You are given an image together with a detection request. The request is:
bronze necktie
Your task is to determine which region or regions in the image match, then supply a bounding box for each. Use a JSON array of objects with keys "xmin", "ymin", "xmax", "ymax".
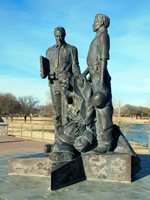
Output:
[{"xmin": 55, "ymin": 46, "xmax": 60, "ymax": 69}]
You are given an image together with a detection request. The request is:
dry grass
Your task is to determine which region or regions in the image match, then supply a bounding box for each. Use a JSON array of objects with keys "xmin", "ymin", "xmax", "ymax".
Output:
[
  {"xmin": 4, "ymin": 116, "xmax": 149, "ymax": 154},
  {"xmin": 5, "ymin": 116, "xmax": 55, "ymax": 142},
  {"xmin": 113, "ymin": 116, "xmax": 150, "ymax": 128},
  {"xmin": 6, "ymin": 116, "xmax": 54, "ymax": 124},
  {"xmin": 129, "ymin": 141, "xmax": 149, "ymax": 154}
]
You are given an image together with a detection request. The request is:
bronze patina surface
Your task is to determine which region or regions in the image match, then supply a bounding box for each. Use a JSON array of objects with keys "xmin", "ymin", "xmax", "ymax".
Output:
[{"xmin": 10, "ymin": 13, "xmax": 141, "ymax": 190}]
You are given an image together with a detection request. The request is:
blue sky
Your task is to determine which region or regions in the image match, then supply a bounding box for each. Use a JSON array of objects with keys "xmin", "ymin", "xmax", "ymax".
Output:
[{"xmin": 0, "ymin": 0, "xmax": 150, "ymax": 107}]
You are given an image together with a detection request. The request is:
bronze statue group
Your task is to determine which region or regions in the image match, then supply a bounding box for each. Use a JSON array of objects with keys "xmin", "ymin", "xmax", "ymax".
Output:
[{"xmin": 41, "ymin": 14, "xmax": 115, "ymax": 161}]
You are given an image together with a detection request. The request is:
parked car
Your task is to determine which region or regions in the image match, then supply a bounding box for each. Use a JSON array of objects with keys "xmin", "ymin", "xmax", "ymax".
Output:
[{"xmin": 32, "ymin": 114, "xmax": 38, "ymax": 117}]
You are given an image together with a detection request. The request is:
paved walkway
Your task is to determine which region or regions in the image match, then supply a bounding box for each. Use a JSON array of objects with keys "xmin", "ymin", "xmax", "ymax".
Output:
[
  {"xmin": 0, "ymin": 136, "xmax": 51, "ymax": 156},
  {"xmin": 0, "ymin": 135, "xmax": 150, "ymax": 200}
]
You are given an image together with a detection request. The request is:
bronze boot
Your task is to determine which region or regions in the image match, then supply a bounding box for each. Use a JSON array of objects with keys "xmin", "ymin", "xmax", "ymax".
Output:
[{"xmin": 92, "ymin": 142, "xmax": 112, "ymax": 154}]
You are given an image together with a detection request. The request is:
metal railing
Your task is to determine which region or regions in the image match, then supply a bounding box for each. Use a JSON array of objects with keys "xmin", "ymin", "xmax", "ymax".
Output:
[
  {"xmin": 6, "ymin": 122, "xmax": 150, "ymax": 154},
  {"xmin": 7, "ymin": 121, "xmax": 55, "ymax": 142}
]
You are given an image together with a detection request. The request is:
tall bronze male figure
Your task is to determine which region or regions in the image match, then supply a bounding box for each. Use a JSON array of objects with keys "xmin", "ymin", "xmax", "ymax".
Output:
[
  {"xmin": 81, "ymin": 14, "xmax": 113, "ymax": 154},
  {"xmin": 40, "ymin": 27, "xmax": 81, "ymax": 133}
]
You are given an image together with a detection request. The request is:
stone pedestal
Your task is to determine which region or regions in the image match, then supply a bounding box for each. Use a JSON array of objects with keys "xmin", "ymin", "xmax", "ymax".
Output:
[
  {"xmin": 82, "ymin": 152, "xmax": 131, "ymax": 182},
  {"xmin": 9, "ymin": 152, "xmax": 136, "ymax": 190},
  {"xmin": 8, "ymin": 125, "xmax": 142, "ymax": 190},
  {"xmin": 9, "ymin": 153, "xmax": 51, "ymax": 177}
]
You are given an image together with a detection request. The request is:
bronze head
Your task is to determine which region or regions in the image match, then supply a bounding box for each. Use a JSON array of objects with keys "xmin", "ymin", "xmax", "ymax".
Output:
[
  {"xmin": 54, "ymin": 27, "xmax": 66, "ymax": 46},
  {"xmin": 58, "ymin": 70, "xmax": 71, "ymax": 89},
  {"xmin": 93, "ymin": 14, "xmax": 110, "ymax": 32}
]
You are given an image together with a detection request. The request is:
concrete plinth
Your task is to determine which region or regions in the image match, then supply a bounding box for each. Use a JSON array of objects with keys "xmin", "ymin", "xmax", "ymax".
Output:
[
  {"xmin": 8, "ymin": 125, "xmax": 141, "ymax": 190},
  {"xmin": 9, "ymin": 152, "xmax": 132, "ymax": 183},
  {"xmin": 9, "ymin": 153, "xmax": 51, "ymax": 177},
  {"xmin": 82, "ymin": 152, "xmax": 131, "ymax": 182}
]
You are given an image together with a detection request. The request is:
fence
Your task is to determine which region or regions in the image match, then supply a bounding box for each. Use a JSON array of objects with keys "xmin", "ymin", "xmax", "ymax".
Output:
[
  {"xmin": 5, "ymin": 121, "xmax": 150, "ymax": 154},
  {"xmin": 7, "ymin": 121, "xmax": 55, "ymax": 142}
]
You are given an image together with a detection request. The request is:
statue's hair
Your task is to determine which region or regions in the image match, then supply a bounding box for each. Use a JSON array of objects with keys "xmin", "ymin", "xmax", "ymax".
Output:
[
  {"xmin": 54, "ymin": 27, "xmax": 66, "ymax": 37},
  {"xmin": 95, "ymin": 14, "xmax": 110, "ymax": 28}
]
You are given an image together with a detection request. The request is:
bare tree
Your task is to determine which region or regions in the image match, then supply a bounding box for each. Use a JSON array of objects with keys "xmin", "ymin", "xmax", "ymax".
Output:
[
  {"xmin": 40, "ymin": 105, "xmax": 53, "ymax": 117},
  {"xmin": 18, "ymin": 96, "xmax": 39, "ymax": 122},
  {"xmin": 138, "ymin": 106, "xmax": 150, "ymax": 118},
  {"xmin": 113, "ymin": 98, "xmax": 125, "ymax": 127},
  {"xmin": 121, "ymin": 104, "xmax": 148, "ymax": 119},
  {"xmin": 146, "ymin": 98, "xmax": 150, "ymax": 110},
  {"xmin": 0, "ymin": 93, "xmax": 21, "ymax": 120},
  {"xmin": 39, "ymin": 91, "xmax": 53, "ymax": 118},
  {"xmin": 113, "ymin": 98, "xmax": 123, "ymax": 117}
]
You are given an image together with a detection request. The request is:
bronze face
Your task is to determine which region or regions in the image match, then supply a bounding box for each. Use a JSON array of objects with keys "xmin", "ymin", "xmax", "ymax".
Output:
[
  {"xmin": 55, "ymin": 30, "xmax": 65, "ymax": 46},
  {"xmin": 58, "ymin": 76, "xmax": 70, "ymax": 89},
  {"xmin": 92, "ymin": 17, "xmax": 100, "ymax": 32}
]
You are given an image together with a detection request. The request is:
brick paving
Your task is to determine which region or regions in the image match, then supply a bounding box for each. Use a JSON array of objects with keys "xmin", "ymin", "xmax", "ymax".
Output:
[
  {"xmin": 0, "ymin": 135, "xmax": 150, "ymax": 199},
  {"xmin": 0, "ymin": 135, "xmax": 52, "ymax": 153}
]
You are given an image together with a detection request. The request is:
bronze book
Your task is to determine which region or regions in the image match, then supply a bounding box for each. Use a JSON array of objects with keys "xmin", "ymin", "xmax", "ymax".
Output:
[{"xmin": 40, "ymin": 56, "xmax": 50, "ymax": 79}]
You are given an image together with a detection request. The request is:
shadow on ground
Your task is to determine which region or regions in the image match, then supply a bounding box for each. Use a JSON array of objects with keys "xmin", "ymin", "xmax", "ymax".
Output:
[{"xmin": 132, "ymin": 154, "xmax": 150, "ymax": 181}]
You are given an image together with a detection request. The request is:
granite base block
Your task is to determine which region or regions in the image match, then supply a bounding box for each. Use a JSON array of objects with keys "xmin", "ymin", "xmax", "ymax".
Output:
[
  {"xmin": 9, "ymin": 153, "xmax": 51, "ymax": 176},
  {"xmin": 82, "ymin": 152, "xmax": 131, "ymax": 182},
  {"xmin": 9, "ymin": 152, "xmax": 132, "ymax": 182}
]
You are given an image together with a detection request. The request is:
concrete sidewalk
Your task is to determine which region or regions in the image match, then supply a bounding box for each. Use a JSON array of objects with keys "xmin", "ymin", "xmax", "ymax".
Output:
[{"xmin": 0, "ymin": 135, "xmax": 150, "ymax": 200}]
